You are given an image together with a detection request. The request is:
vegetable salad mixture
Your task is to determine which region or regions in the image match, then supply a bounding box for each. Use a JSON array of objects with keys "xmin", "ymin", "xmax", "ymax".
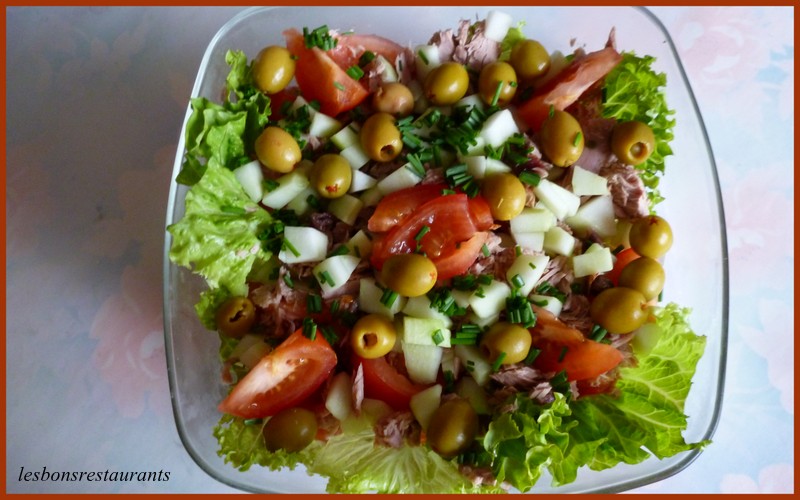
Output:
[{"xmin": 168, "ymin": 10, "xmax": 708, "ymax": 493}]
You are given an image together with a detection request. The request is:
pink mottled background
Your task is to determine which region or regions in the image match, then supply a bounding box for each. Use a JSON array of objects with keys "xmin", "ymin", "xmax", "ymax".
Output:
[{"xmin": 6, "ymin": 6, "xmax": 793, "ymax": 493}]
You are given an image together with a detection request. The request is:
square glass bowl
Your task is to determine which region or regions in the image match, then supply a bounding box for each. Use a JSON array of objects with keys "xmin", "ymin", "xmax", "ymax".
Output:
[{"xmin": 163, "ymin": 6, "xmax": 727, "ymax": 494}]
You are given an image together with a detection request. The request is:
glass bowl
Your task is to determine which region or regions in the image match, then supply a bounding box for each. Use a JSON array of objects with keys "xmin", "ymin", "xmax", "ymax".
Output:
[{"xmin": 163, "ymin": 6, "xmax": 727, "ymax": 494}]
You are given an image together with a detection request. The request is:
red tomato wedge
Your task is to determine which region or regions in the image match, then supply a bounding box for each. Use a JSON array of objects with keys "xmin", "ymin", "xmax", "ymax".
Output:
[
  {"xmin": 356, "ymin": 355, "xmax": 427, "ymax": 410},
  {"xmin": 284, "ymin": 29, "xmax": 369, "ymax": 116},
  {"xmin": 605, "ymin": 247, "xmax": 640, "ymax": 286},
  {"xmin": 218, "ymin": 329, "xmax": 337, "ymax": 419},
  {"xmin": 433, "ymin": 231, "xmax": 490, "ymax": 281},
  {"xmin": 516, "ymin": 46, "xmax": 623, "ymax": 131},
  {"xmin": 367, "ymin": 183, "xmax": 448, "ymax": 233},
  {"xmin": 370, "ymin": 193, "xmax": 493, "ymax": 267},
  {"xmin": 328, "ymin": 33, "xmax": 408, "ymax": 68},
  {"xmin": 534, "ymin": 339, "xmax": 624, "ymax": 382}
]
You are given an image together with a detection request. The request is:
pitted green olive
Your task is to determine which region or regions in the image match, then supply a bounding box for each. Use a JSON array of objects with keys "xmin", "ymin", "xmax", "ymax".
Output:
[
  {"xmin": 478, "ymin": 61, "xmax": 518, "ymax": 106},
  {"xmin": 426, "ymin": 399, "xmax": 478, "ymax": 458},
  {"xmin": 618, "ymin": 256, "xmax": 665, "ymax": 301},
  {"xmin": 481, "ymin": 173, "xmax": 527, "ymax": 221},
  {"xmin": 251, "ymin": 45, "xmax": 296, "ymax": 95},
  {"xmin": 255, "ymin": 126, "xmax": 302, "ymax": 173},
  {"xmin": 629, "ymin": 215, "xmax": 673, "ymax": 259},
  {"xmin": 510, "ymin": 39, "xmax": 551, "ymax": 81},
  {"xmin": 539, "ymin": 110, "xmax": 584, "ymax": 167},
  {"xmin": 424, "ymin": 62, "xmax": 469, "ymax": 106},
  {"xmin": 215, "ymin": 296, "xmax": 256, "ymax": 338},
  {"xmin": 372, "ymin": 82, "xmax": 415, "ymax": 117},
  {"xmin": 381, "ymin": 253, "xmax": 437, "ymax": 297},
  {"xmin": 263, "ymin": 407, "xmax": 317, "ymax": 452},
  {"xmin": 311, "ymin": 154, "xmax": 352, "ymax": 199},
  {"xmin": 611, "ymin": 121, "xmax": 656, "ymax": 166},
  {"xmin": 590, "ymin": 287, "xmax": 649, "ymax": 334},
  {"xmin": 480, "ymin": 322, "xmax": 532, "ymax": 365},
  {"xmin": 350, "ymin": 314, "xmax": 397, "ymax": 359},
  {"xmin": 360, "ymin": 112, "xmax": 403, "ymax": 162}
]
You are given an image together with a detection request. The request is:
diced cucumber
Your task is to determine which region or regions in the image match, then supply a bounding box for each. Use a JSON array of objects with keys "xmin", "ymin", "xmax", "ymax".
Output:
[
  {"xmin": 374, "ymin": 54, "xmax": 398, "ymax": 83},
  {"xmin": 238, "ymin": 341, "xmax": 272, "ymax": 371},
  {"xmin": 401, "ymin": 295, "xmax": 453, "ymax": 326},
  {"xmin": 466, "ymin": 311, "xmax": 499, "ymax": 329},
  {"xmin": 330, "ymin": 124, "xmax": 360, "ymax": 150},
  {"xmin": 348, "ymin": 169, "xmax": 378, "ymax": 193},
  {"xmin": 464, "ymin": 135, "xmax": 487, "ymax": 156},
  {"xmin": 359, "ymin": 278, "xmax": 406, "ymax": 318},
  {"xmin": 359, "ymin": 185, "xmax": 384, "ymax": 207},
  {"xmin": 572, "ymin": 244, "xmax": 613, "ymax": 278},
  {"xmin": 565, "ymin": 194, "xmax": 617, "ymax": 239},
  {"xmin": 328, "ymin": 194, "xmax": 364, "ymax": 225},
  {"xmin": 484, "ymin": 10, "xmax": 514, "ymax": 42},
  {"xmin": 451, "ymin": 289, "xmax": 473, "ymax": 310},
  {"xmin": 479, "ymin": 109, "xmax": 519, "ymax": 148},
  {"xmin": 285, "ymin": 186, "xmax": 317, "ymax": 216},
  {"xmin": 631, "ymin": 320, "xmax": 662, "ymax": 356},
  {"xmin": 345, "ymin": 229, "xmax": 373, "ymax": 259},
  {"xmin": 308, "ymin": 111, "xmax": 343, "ymax": 138},
  {"xmin": 247, "ymin": 254, "xmax": 280, "ymax": 285},
  {"xmin": 233, "ymin": 160, "xmax": 265, "ymax": 202},
  {"xmin": 409, "ymin": 384, "xmax": 442, "ymax": 430},
  {"xmin": 288, "ymin": 95, "xmax": 317, "ymax": 117},
  {"xmin": 529, "ymin": 294, "xmax": 564, "ymax": 317},
  {"xmin": 440, "ymin": 348, "xmax": 457, "ymax": 379},
  {"xmin": 313, "ymin": 254, "xmax": 361, "ymax": 294},
  {"xmin": 376, "ymin": 165, "xmax": 422, "ymax": 195},
  {"xmin": 510, "ymin": 206, "xmax": 557, "ymax": 233},
  {"xmin": 534, "ymin": 178, "xmax": 581, "ymax": 220},
  {"xmin": 455, "ymin": 376, "xmax": 490, "ymax": 415},
  {"xmin": 464, "ymin": 155, "xmax": 487, "ymax": 179},
  {"xmin": 454, "ymin": 345, "xmax": 492, "ymax": 386},
  {"xmin": 455, "ymin": 93, "xmax": 486, "ymax": 113},
  {"xmin": 512, "ymin": 231, "xmax": 545, "ymax": 252},
  {"xmin": 469, "ymin": 279, "xmax": 511, "ymax": 318},
  {"xmin": 325, "ymin": 372, "xmax": 353, "ymax": 421},
  {"xmin": 261, "ymin": 170, "xmax": 310, "ymax": 209},
  {"xmin": 340, "ymin": 143, "xmax": 371, "ymax": 169},
  {"xmin": 414, "ymin": 44, "xmax": 441, "ymax": 79},
  {"xmin": 402, "ymin": 342, "xmax": 443, "ymax": 385},
  {"xmin": 401, "ymin": 316, "xmax": 451, "ymax": 347},
  {"xmin": 278, "ymin": 226, "xmax": 328, "ymax": 264},
  {"xmin": 506, "ymin": 253, "xmax": 550, "ymax": 296},
  {"xmin": 543, "ymin": 225, "xmax": 576, "ymax": 257},
  {"xmin": 485, "ymin": 157, "xmax": 513, "ymax": 176},
  {"xmin": 571, "ymin": 165, "xmax": 609, "ymax": 196}
]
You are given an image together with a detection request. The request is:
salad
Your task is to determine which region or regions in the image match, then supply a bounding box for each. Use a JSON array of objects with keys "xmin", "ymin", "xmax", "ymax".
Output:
[{"xmin": 167, "ymin": 10, "xmax": 709, "ymax": 493}]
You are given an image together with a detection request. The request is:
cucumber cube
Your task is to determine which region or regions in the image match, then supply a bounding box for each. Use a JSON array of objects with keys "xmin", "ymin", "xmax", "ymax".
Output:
[
  {"xmin": 454, "ymin": 345, "xmax": 492, "ymax": 386},
  {"xmin": 233, "ymin": 160, "xmax": 264, "ymax": 202},
  {"xmin": 571, "ymin": 165, "xmax": 609, "ymax": 196},
  {"xmin": 401, "ymin": 316, "xmax": 451, "ymax": 347},
  {"xmin": 572, "ymin": 244, "xmax": 613, "ymax": 278},
  {"xmin": 506, "ymin": 254, "xmax": 550, "ymax": 296},
  {"xmin": 328, "ymin": 194, "xmax": 364, "ymax": 226},
  {"xmin": 543, "ymin": 226, "xmax": 576, "ymax": 257},
  {"xmin": 409, "ymin": 384, "xmax": 442, "ymax": 430},
  {"xmin": 534, "ymin": 178, "xmax": 580, "ymax": 220},
  {"xmin": 359, "ymin": 278, "xmax": 406, "ymax": 318},
  {"xmin": 469, "ymin": 279, "xmax": 511, "ymax": 318},
  {"xmin": 278, "ymin": 226, "xmax": 328, "ymax": 264},
  {"xmin": 402, "ymin": 342, "xmax": 443, "ymax": 384},
  {"xmin": 313, "ymin": 254, "xmax": 361, "ymax": 294}
]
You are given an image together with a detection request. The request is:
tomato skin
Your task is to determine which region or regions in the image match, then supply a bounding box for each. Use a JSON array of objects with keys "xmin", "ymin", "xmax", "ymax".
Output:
[
  {"xmin": 434, "ymin": 231, "xmax": 489, "ymax": 281},
  {"xmin": 534, "ymin": 339, "xmax": 623, "ymax": 382},
  {"xmin": 328, "ymin": 33, "xmax": 408, "ymax": 68},
  {"xmin": 516, "ymin": 46, "xmax": 623, "ymax": 131},
  {"xmin": 267, "ymin": 87, "xmax": 301, "ymax": 121},
  {"xmin": 284, "ymin": 29, "xmax": 369, "ymax": 116},
  {"xmin": 367, "ymin": 183, "xmax": 448, "ymax": 233},
  {"xmin": 218, "ymin": 329, "xmax": 337, "ymax": 419},
  {"xmin": 605, "ymin": 247, "xmax": 640, "ymax": 286},
  {"xmin": 356, "ymin": 355, "xmax": 427, "ymax": 410}
]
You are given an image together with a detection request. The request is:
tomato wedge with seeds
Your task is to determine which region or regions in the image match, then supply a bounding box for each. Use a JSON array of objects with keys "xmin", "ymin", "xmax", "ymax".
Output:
[
  {"xmin": 356, "ymin": 355, "xmax": 428, "ymax": 410},
  {"xmin": 533, "ymin": 339, "xmax": 623, "ymax": 382},
  {"xmin": 367, "ymin": 183, "xmax": 448, "ymax": 233},
  {"xmin": 433, "ymin": 231, "xmax": 489, "ymax": 281},
  {"xmin": 218, "ymin": 329, "xmax": 337, "ymax": 419},
  {"xmin": 516, "ymin": 46, "xmax": 623, "ymax": 132}
]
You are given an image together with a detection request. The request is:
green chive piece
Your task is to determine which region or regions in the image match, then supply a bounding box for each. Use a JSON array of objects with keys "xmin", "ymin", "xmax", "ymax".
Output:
[
  {"xmin": 481, "ymin": 243, "xmax": 490, "ymax": 257},
  {"xmin": 431, "ymin": 329, "xmax": 445, "ymax": 345},
  {"xmin": 558, "ymin": 345, "xmax": 569, "ymax": 362},
  {"xmin": 359, "ymin": 50, "xmax": 376, "ymax": 66},
  {"xmin": 415, "ymin": 225, "xmax": 431, "ymax": 242},
  {"xmin": 573, "ymin": 131, "xmax": 583, "ymax": 147},
  {"xmin": 519, "ymin": 171, "xmax": 541, "ymax": 187},
  {"xmin": 333, "ymin": 81, "xmax": 346, "ymax": 91},
  {"xmin": 491, "ymin": 352, "xmax": 507, "ymax": 372},
  {"xmin": 523, "ymin": 347, "xmax": 541, "ymax": 365},
  {"xmin": 490, "ymin": 81, "xmax": 504, "ymax": 107},
  {"xmin": 346, "ymin": 65, "xmax": 365, "ymax": 80},
  {"xmin": 511, "ymin": 274, "xmax": 525, "ymax": 289},
  {"xmin": 282, "ymin": 238, "xmax": 301, "ymax": 257},
  {"xmin": 303, "ymin": 317, "xmax": 318, "ymax": 340},
  {"xmin": 380, "ymin": 288, "xmax": 398, "ymax": 307}
]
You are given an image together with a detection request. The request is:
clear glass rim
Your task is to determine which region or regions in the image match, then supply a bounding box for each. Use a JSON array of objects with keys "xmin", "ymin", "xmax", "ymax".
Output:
[{"xmin": 161, "ymin": 5, "xmax": 730, "ymax": 494}]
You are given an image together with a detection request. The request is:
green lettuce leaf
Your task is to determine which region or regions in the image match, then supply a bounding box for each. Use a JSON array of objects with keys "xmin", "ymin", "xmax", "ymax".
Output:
[
  {"xmin": 498, "ymin": 22, "xmax": 526, "ymax": 61},
  {"xmin": 167, "ymin": 163, "xmax": 272, "ymax": 297},
  {"xmin": 194, "ymin": 286, "xmax": 232, "ymax": 330},
  {"xmin": 602, "ymin": 52, "xmax": 676, "ymax": 209}
]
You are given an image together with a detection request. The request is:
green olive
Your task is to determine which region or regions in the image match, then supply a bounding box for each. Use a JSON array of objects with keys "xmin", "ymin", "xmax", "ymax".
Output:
[
  {"xmin": 381, "ymin": 253, "xmax": 437, "ymax": 297},
  {"xmin": 539, "ymin": 110, "xmax": 584, "ymax": 167},
  {"xmin": 360, "ymin": 112, "xmax": 403, "ymax": 162},
  {"xmin": 426, "ymin": 399, "xmax": 478, "ymax": 458},
  {"xmin": 215, "ymin": 296, "xmax": 256, "ymax": 338},
  {"xmin": 481, "ymin": 173, "xmax": 526, "ymax": 221},
  {"xmin": 255, "ymin": 126, "xmax": 302, "ymax": 173},
  {"xmin": 424, "ymin": 62, "xmax": 469, "ymax": 106},
  {"xmin": 372, "ymin": 82, "xmax": 415, "ymax": 117},
  {"xmin": 480, "ymin": 322, "xmax": 532, "ymax": 365},
  {"xmin": 618, "ymin": 256, "xmax": 665, "ymax": 301},
  {"xmin": 611, "ymin": 121, "xmax": 656, "ymax": 166},
  {"xmin": 509, "ymin": 39, "xmax": 551, "ymax": 81},
  {"xmin": 263, "ymin": 407, "xmax": 318, "ymax": 452},
  {"xmin": 590, "ymin": 287, "xmax": 649, "ymax": 334},
  {"xmin": 478, "ymin": 61, "xmax": 518, "ymax": 106},
  {"xmin": 310, "ymin": 154, "xmax": 352, "ymax": 199},
  {"xmin": 629, "ymin": 215, "xmax": 673, "ymax": 259},
  {"xmin": 350, "ymin": 314, "xmax": 396, "ymax": 359},
  {"xmin": 251, "ymin": 45, "xmax": 296, "ymax": 95}
]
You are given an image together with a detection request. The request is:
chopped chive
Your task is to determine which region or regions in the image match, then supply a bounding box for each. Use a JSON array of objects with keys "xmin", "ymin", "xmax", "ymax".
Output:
[
  {"xmin": 491, "ymin": 352, "xmax": 507, "ymax": 372},
  {"xmin": 243, "ymin": 418, "xmax": 262, "ymax": 426},
  {"xmin": 523, "ymin": 347, "xmax": 541, "ymax": 365},
  {"xmin": 510, "ymin": 273, "xmax": 525, "ymax": 289},
  {"xmin": 490, "ymin": 81, "xmax": 504, "ymax": 107},
  {"xmin": 415, "ymin": 225, "xmax": 431, "ymax": 242},
  {"xmin": 528, "ymin": 262, "xmax": 537, "ymax": 270},
  {"xmin": 318, "ymin": 270, "xmax": 335, "ymax": 287},
  {"xmin": 573, "ymin": 131, "xmax": 583, "ymax": 147},
  {"xmin": 328, "ymin": 245, "xmax": 350, "ymax": 257},
  {"xmin": 306, "ymin": 293, "xmax": 322, "ymax": 313},
  {"xmin": 558, "ymin": 345, "xmax": 569, "ymax": 362},
  {"xmin": 359, "ymin": 50, "xmax": 376, "ymax": 66},
  {"xmin": 302, "ymin": 317, "xmax": 318, "ymax": 340},
  {"xmin": 264, "ymin": 179, "xmax": 280, "ymax": 192},
  {"xmin": 548, "ymin": 104, "xmax": 555, "ymax": 118},
  {"xmin": 417, "ymin": 49, "xmax": 429, "ymax": 65},
  {"xmin": 333, "ymin": 81, "xmax": 346, "ymax": 91},
  {"xmin": 519, "ymin": 171, "xmax": 541, "ymax": 187},
  {"xmin": 282, "ymin": 273, "xmax": 294, "ymax": 288},
  {"xmin": 515, "ymin": 245, "xmax": 523, "ymax": 257},
  {"xmin": 431, "ymin": 329, "xmax": 445, "ymax": 345},
  {"xmin": 481, "ymin": 243, "xmax": 491, "ymax": 257},
  {"xmin": 509, "ymin": 80, "xmax": 518, "ymax": 88},
  {"xmin": 346, "ymin": 65, "xmax": 365, "ymax": 80},
  {"xmin": 443, "ymin": 370, "xmax": 455, "ymax": 391},
  {"xmin": 477, "ymin": 274, "xmax": 493, "ymax": 286},
  {"xmin": 282, "ymin": 238, "xmax": 301, "ymax": 257},
  {"xmin": 320, "ymin": 324, "xmax": 338, "ymax": 345},
  {"xmin": 330, "ymin": 299, "xmax": 340, "ymax": 314},
  {"xmin": 269, "ymin": 266, "xmax": 280, "ymax": 281},
  {"xmin": 405, "ymin": 154, "xmax": 426, "ymax": 177},
  {"xmin": 380, "ymin": 288, "xmax": 399, "ymax": 307},
  {"xmin": 591, "ymin": 324, "xmax": 608, "ymax": 342},
  {"xmin": 441, "ymin": 188, "xmax": 456, "ymax": 195}
]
